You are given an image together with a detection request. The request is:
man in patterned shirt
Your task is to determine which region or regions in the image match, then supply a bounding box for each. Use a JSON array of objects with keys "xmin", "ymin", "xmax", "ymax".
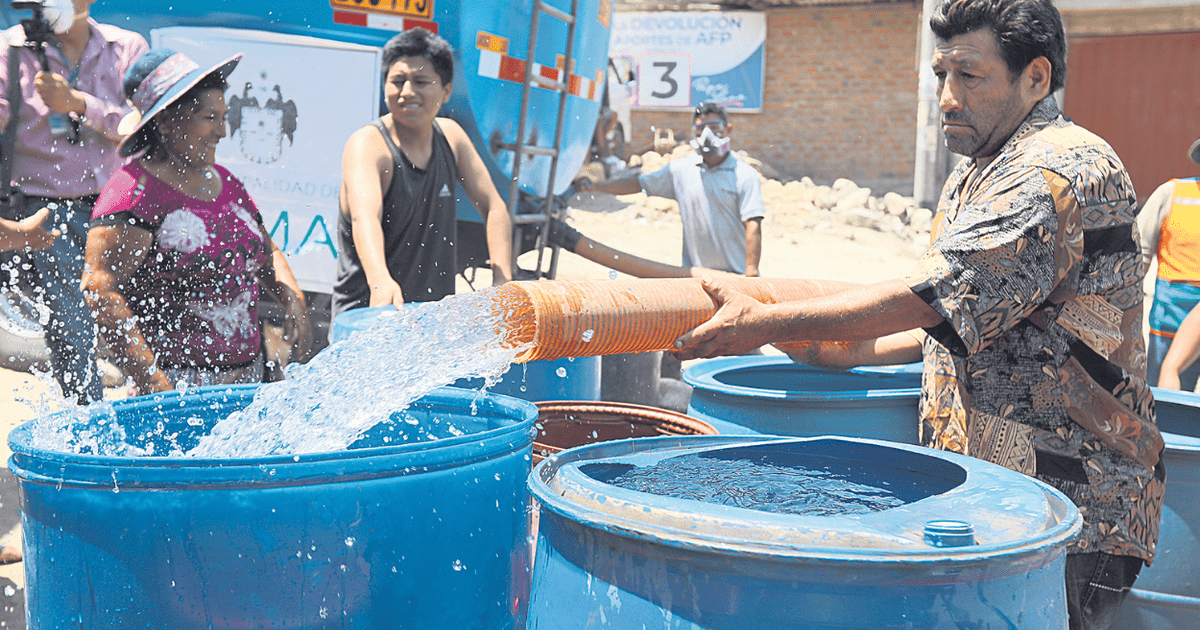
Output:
[{"xmin": 672, "ymin": 0, "xmax": 1164, "ymax": 627}]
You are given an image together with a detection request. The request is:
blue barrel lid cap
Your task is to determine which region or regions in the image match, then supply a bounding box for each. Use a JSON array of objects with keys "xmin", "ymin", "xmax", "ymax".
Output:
[
  {"xmin": 529, "ymin": 435, "xmax": 1081, "ymax": 565},
  {"xmin": 924, "ymin": 520, "xmax": 977, "ymax": 547}
]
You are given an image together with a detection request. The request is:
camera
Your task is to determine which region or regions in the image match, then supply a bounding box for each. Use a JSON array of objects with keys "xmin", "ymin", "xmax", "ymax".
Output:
[
  {"xmin": 10, "ymin": 0, "xmax": 78, "ymax": 143},
  {"xmin": 11, "ymin": 1, "xmax": 53, "ymax": 59}
]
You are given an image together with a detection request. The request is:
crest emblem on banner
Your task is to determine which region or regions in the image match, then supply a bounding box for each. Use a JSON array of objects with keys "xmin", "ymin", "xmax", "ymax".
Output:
[{"xmin": 228, "ymin": 72, "xmax": 298, "ymax": 164}]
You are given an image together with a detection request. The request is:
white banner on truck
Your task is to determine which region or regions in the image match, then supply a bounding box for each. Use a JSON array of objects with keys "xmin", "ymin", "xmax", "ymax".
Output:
[
  {"xmin": 152, "ymin": 27, "xmax": 383, "ymax": 294},
  {"xmin": 610, "ymin": 11, "xmax": 765, "ymax": 112}
]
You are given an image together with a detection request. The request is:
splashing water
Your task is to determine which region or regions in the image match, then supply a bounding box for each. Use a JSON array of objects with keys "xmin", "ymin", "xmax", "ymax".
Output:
[
  {"xmin": 189, "ymin": 290, "xmax": 530, "ymax": 457},
  {"xmin": 29, "ymin": 289, "xmax": 531, "ymax": 458}
]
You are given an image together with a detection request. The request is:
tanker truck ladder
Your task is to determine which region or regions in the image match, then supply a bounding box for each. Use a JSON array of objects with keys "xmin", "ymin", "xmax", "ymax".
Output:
[{"xmin": 499, "ymin": 0, "xmax": 581, "ymax": 281}]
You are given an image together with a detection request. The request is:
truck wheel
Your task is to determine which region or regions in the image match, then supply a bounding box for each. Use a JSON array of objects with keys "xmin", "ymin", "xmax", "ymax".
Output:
[{"xmin": 0, "ymin": 284, "xmax": 50, "ymax": 372}]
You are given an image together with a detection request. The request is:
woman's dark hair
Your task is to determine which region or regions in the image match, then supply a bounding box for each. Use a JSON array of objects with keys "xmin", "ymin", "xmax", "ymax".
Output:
[
  {"xmin": 126, "ymin": 72, "xmax": 230, "ymax": 158},
  {"xmin": 382, "ymin": 28, "xmax": 454, "ymax": 86},
  {"xmin": 930, "ymin": 0, "xmax": 1067, "ymax": 93}
]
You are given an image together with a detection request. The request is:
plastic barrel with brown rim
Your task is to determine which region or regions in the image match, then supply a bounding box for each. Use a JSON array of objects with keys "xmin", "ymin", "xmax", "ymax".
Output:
[
  {"xmin": 532, "ymin": 401, "xmax": 717, "ymax": 464},
  {"xmin": 493, "ymin": 277, "xmax": 846, "ymax": 363}
]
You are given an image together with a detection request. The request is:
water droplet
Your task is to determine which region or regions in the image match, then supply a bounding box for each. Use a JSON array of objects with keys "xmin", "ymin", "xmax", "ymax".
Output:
[
  {"xmin": 344, "ymin": 537, "xmax": 355, "ymax": 547},
  {"xmin": 452, "ymin": 559, "xmax": 466, "ymax": 571},
  {"xmin": 555, "ymin": 367, "xmax": 567, "ymax": 378},
  {"xmin": 582, "ymin": 329, "xmax": 595, "ymax": 342},
  {"xmin": 3, "ymin": 586, "xmax": 14, "ymax": 597},
  {"xmin": 608, "ymin": 270, "xmax": 618, "ymax": 280}
]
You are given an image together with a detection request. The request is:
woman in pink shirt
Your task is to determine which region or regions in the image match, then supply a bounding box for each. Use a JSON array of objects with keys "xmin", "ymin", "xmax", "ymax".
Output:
[{"xmin": 83, "ymin": 49, "xmax": 311, "ymax": 395}]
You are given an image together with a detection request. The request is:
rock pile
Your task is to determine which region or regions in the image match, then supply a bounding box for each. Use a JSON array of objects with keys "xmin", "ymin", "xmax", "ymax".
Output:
[{"xmin": 625, "ymin": 146, "xmax": 933, "ymax": 246}]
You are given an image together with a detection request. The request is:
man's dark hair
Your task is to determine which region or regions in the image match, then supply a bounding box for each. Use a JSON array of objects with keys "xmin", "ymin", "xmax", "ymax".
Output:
[
  {"xmin": 382, "ymin": 28, "xmax": 454, "ymax": 86},
  {"xmin": 930, "ymin": 0, "xmax": 1067, "ymax": 93},
  {"xmin": 693, "ymin": 102, "xmax": 728, "ymax": 123}
]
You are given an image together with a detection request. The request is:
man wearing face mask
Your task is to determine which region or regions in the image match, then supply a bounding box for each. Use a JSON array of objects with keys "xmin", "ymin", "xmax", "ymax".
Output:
[
  {"xmin": 577, "ymin": 102, "xmax": 764, "ymax": 276},
  {"xmin": 0, "ymin": 0, "xmax": 147, "ymax": 404}
]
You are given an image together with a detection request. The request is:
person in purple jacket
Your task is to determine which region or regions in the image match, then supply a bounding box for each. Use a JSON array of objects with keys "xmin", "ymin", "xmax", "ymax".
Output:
[{"xmin": 0, "ymin": 0, "xmax": 148, "ymax": 404}]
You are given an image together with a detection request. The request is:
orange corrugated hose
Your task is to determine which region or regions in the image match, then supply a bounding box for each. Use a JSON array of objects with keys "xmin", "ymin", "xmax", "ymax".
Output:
[{"xmin": 492, "ymin": 278, "xmax": 838, "ymax": 363}]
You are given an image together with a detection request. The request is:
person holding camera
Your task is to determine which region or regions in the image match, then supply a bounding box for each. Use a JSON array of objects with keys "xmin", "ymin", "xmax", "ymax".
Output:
[{"xmin": 0, "ymin": 0, "xmax": 147, "ymax": 404}]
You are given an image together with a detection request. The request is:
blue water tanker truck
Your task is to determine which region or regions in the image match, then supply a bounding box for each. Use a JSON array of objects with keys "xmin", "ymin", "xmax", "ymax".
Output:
[{"xmin": 0, "ymin": 0, "xmax": 615, "ymax": 359}]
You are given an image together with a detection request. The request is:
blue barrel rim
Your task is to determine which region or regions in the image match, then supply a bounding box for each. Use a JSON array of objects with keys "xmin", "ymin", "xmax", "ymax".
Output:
[
  {"xmin": 9, "ymin": 384, "xmax": 538, "ymax": 490},
  {"xmin": 330, "ymin": 305, "xmax": 408, "ymax": 343},
  {"xmin": 683, "ymin": 355, "xmax": 922, "ymax": 401},
  {"xmin": 529, "ymin": 434, "xmax": 1082, "ymax": 567}
]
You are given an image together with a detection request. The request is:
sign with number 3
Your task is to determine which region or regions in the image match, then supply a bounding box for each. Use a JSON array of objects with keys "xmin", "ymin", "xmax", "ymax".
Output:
[{"xmin": 636, "ymin": 54, "xmax": 691, "ymax": 108}]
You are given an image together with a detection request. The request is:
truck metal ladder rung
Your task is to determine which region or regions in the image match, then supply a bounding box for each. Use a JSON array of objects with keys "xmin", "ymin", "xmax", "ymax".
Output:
[
  {"xmin": 502, "ymin": 0, "xmax": 581, "ymax": 281},
  {"xmin": 496, "ymin": 143, "xmax": 558, "ymax": 158}
]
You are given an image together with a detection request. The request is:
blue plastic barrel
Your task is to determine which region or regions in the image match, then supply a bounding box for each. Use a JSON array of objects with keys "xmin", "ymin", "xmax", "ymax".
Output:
[
  {"xmin": 683, "ymin": 355, "xmax": 922, "ymax": 441},
  {"xmin": 1112, "ymin": 386, "xmax": 1200, "ymax": 629},
  {"xmin": 8, "ymin": 385, "xmax": 538, "ymax": 629},
  {"xmin": 526, "ymin": 435, "xmax": 1082, "ymax": 629},
  {"xmin": 331, "ymin": 305, "xmax": 601, "ymax": 402}
]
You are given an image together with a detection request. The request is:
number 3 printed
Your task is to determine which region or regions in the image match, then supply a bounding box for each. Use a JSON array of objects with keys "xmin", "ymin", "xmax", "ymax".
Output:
[
  {"xmin": 636, "ymin": 54, "xmax": 690, "ymax": 107},
  {"xmin": 650, "ymin": 61, "xmax": 677, "ymax": 99}
]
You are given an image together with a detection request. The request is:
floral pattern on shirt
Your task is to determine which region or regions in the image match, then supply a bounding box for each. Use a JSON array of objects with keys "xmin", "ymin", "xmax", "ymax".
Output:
[
  {"xmin": 904, "ymin": 97, "xmax": 1165, "ymax": 564},
  {"xmin": 158, "ymin": 209, "xmax": 210, "ymax": 254}
]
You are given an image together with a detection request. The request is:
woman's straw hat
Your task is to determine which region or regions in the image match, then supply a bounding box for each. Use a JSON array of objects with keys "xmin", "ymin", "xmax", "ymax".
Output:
[{"xmin": 117, "ymin": 48, "xmax": 241, "ymax": 156}]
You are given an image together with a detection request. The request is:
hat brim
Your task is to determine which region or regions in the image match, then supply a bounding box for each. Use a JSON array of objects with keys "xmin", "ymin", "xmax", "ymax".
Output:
[
  {"xmin": 1190, "ymin": 138, "xmax": 1200, "ymax": 167},
  {"xmin": 119, "ymin": 54, "xmax": 242, "ymax": 157}
]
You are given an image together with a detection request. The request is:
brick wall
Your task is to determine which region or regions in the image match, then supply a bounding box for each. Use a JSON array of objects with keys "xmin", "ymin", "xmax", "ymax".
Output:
[{"xmin": 625, "ymin": 3, "xmax": 922, "ymax": 191}]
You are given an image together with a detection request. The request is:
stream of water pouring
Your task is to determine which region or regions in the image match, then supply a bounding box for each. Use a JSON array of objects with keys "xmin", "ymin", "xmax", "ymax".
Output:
[{"xmin": 29, "ymin": 289, "xmax": 531, "ymax": 458}]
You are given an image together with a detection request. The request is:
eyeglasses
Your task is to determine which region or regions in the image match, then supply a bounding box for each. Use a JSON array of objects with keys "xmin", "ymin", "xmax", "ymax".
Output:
[{"xmin": 693, "ymin": 119, "xmax": 727, "ymax": 135}]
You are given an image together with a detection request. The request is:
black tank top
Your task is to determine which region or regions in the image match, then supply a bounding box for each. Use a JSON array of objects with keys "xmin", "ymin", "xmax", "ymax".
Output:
[{"xmin": 332, "ymin": 119, "xmax": 458, "ymax": 317}]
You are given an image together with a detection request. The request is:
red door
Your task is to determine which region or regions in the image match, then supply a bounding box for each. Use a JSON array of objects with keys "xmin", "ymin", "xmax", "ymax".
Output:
[{"xmin": 1063, "ymin": 31, "xmax": 1200, "ymax": 201}]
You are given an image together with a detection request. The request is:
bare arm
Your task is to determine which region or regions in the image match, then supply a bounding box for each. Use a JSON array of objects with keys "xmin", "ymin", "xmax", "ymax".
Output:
[
  {"xmin": 1158, "ymin": 306, "xmax": 1200, "ymax": 390},
  {"xmin": 255, "ymin": 232, "xmax": 313, "ymax": 363},
  {"xmin": 340, "ymin": 125, "xmax": 405, "ymax": 308},
  {"xmin": 778, "ymin": 331, "xmax": 924, "ymax": 371},
  {"xmin": 673, "ymin": 277, "xmax": 944, "ymax": 360},
  {"xmin": 578, "ymin": 176, "xmax": 644, "ymax": 196},
  {"xmin": 744, "ymin": 218, "xmax": 762, "ymax": 277},
  {"xmin": 0, "ymin": 208, "xmax": 59, "ymax": 251},
  {"xmin": 573, "ymin": 234, "xmax": 734, "ymax": 279},
  {"xmin": 82, "ymin": 224, "xmax": 173, "ymax": 394},
  {"xmin": 440, "ymin": 118, "xmax": 512, "ymax": 283},
  {"xmin": 1137, "ymin": 181, "xmax": 1174, "ymax": 271}
]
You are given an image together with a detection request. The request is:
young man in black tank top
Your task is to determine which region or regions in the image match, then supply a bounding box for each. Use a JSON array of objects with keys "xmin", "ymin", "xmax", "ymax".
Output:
[{"xmin": 333, "ymin": 28, "xmax": 512, "ymax": 315}]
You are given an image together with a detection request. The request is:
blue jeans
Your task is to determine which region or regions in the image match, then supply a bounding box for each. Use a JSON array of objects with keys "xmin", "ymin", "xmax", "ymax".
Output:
[
  {"xmin": 1065, "ymin": 552, "xmax": 1143, "ymax": 630},
  {"xmin": 23, "ymin": 195, "xmax": 102, "ymax": 404}
]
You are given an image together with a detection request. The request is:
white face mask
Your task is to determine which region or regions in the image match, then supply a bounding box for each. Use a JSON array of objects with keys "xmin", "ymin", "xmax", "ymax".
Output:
[
  {"xmin": 43, "ymin": 0, "xmax": 81, "ymax": 35},
  {"xmin": 690, "ymin": 125, "xmax": 731, "ymax": 158}
]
